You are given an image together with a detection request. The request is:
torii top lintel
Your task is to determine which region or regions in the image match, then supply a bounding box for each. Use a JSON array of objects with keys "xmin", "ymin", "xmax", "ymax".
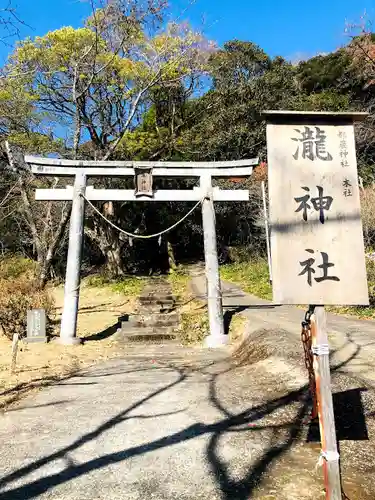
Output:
[{"xmin": 26, "ymin": 156, "xmax": 259, "ymax": 178}]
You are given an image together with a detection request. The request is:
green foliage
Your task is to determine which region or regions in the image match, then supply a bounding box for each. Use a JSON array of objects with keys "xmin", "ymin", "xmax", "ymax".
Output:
[
  {"xmin": 3, "ymin": 18, "xmax": 375, "ymax": 290},
  {"xmin": 220, "ymin": 260, "xmax": 272, "ymax": 300},
  {"xmin": 6, "ymin": 11, "xmax": 211, "ymax": 158},
  {"xmin": 297, "ymin": 51, "xmax": 354, "ymax": 93},
  {"xmin": 117, "ymin": 129, "xmax": 164, "ymax": 160},
  {"xmin": 7, "ymin": 132, "xmax": 64, "ymax": 155}
]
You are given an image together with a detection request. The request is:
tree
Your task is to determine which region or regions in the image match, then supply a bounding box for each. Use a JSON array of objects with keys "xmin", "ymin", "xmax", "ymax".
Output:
[
  {"xmin": 178, "ymin": 42, "xmax": 296, "ymax": 162},
  {"xmin": 0, "ymin": 61, "xmax": 69, "ymax": 287},
  {"xmin": 3, "ymin": 141, "xmax": 71, "ymax": 287},
  {"xmin": 5, "ymin": 0, "xmax": 212, "ymax": 276}
]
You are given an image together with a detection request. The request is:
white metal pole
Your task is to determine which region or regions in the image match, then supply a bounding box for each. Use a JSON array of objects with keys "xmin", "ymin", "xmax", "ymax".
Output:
[
  {"xmin": 200, "ymin": 173, "xmax": 226, "ymax": 347},
  {"xmin": 261, "ymin": 181, "xmax": 272, "ymax": 284},
  {"xmin": 59, "ymin": 172, "xmax": 87, "ymax": 345}
]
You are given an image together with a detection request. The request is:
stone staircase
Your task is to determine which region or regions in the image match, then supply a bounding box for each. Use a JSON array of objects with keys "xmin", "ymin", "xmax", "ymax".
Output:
[{"xmin": 116, "ymin": 278, "xmax": 180, "ymax": 343}]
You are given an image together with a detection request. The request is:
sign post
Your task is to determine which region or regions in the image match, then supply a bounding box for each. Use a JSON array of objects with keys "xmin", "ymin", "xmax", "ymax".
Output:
[{"xmin": 264, "ymin": 110, "xmax": 369, "ymax": 500}]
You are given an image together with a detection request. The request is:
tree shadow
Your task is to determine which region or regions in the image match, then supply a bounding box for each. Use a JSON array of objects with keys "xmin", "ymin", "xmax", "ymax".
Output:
[
  {"xmin": 0, "ymin": 357, "xmax": 311, "ymax": 500},
  {"xmin": 3, "ymin": 401, "xmax": 71, "ymax": 413},
  {"xmin": 83, "ymin": 315, "xmax": 129, "ymax": 342},
  {"xmin": 223, "ymin": 307, "xmax": 248, "ymax": 335},
  {"xmin": 0, "ymin": 339, "xmax": 370, "ymax": 500},
  {"xmin": 307, "ymin": 387, "xmax": 369, "ymax": 442}
]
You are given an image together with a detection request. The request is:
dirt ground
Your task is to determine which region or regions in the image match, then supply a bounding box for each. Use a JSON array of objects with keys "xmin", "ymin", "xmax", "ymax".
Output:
[{"xmin": 0, "ymin": 281, "xmax": 136, "ymax": 409}]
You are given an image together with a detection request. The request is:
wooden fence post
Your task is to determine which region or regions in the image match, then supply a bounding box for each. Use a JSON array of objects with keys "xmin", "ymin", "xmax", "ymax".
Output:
[
  {"xmin": 311, "ymin": 306, "xmax": 342, "ymax": 500},
  {"xmin": 10, "ymin": 333, "xmax": 19, "ymax": 374}
]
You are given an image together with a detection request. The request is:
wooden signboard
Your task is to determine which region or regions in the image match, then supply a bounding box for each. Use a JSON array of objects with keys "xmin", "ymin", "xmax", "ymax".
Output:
[{"xmin": 266, "ymin": 111, "xmax": 369, "ymax": 305}]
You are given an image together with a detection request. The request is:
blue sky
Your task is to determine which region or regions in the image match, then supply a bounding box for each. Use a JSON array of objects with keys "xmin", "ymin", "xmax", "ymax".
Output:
[{"xmin": 0, "ymin": 0, "xmax": 373, "ymax": 64}]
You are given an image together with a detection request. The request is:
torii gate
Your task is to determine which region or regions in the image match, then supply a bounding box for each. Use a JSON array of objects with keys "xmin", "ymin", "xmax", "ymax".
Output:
[{"xmin": 26, "ymin": 156, "xmax": 258, "ymax": 347}]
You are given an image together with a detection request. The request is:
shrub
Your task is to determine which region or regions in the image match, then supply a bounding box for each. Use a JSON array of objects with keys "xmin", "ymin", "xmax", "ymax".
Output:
[
  {"xmin": 0, "ymin": 255, "xmax": 37, "ymax": 280},
  {"xmin": 0, "ymin": 275, "xmax": 54, "ymax": 340}
]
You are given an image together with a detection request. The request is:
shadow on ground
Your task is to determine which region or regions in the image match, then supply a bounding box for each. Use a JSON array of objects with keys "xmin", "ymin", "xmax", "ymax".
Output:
[{"xmin": 0, "ymin": 331, "xmax": 372, "ymax": 499}]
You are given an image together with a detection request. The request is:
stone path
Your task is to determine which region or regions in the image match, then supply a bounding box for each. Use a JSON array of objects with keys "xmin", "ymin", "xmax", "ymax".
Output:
[{"xmin": 118, "ymin": 277, "xmax": 179, "ymax": 343}]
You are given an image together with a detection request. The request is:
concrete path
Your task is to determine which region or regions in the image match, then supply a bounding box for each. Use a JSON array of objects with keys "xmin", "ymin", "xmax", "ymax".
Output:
[
  {"xmin": 0, "ymin": 345, "xmax": 330, "ymax": 500},
  {"xmin": 190, "ymin": 266, "xmax": 375, "ymax": 385},
  {"xmin": 2, "ymin": 342, "xmax": 374, "ymax": 500},
  {"xmin": 1, "ymin": 271, "xmax": 375, "ymax": 499}
]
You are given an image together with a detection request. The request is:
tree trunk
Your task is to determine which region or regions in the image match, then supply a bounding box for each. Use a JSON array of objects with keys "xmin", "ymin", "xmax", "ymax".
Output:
[
  {"xmin": 105, "ymin": 243, "xmax": 124, "ymax": 277},
  {"xmin": 167, "ymin": 240, "xmax": 177, "ymax": 272},
  {"xmin": 38, "ymin": 252, "xmax": 53, "ymax": 289},
  {"xmin": 85, "ymin": 223, "xmax": 124, "ymax": 278},
  {"xmin": 37, "ymin": 204, "xmax": 72, "ymax": 289}
]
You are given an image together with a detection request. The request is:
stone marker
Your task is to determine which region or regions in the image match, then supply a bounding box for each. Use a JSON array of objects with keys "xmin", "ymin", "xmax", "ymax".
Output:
[{"xmin": 26, "ymin": 309, "xmax": 47, "ymax": 343}]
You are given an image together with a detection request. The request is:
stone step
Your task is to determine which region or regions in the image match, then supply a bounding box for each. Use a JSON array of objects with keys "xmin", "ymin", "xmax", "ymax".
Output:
[
  {"xmin": 120, "ymin": 325, "xmax": 177, "ymax": 335},
  {"xmin": 115, "ymin": 327, "xmax": 179, "ymax": 343},
  {"xmin": 121, "ymin": 313, "xmax": 179, "ymax": 329},
  {"xmin": 139, "ymin": 297, "xmax": 175, "ymax": 305},
  {"xmin": 137, "ymin": 305, "xmax": 176, "ymax": 314}
]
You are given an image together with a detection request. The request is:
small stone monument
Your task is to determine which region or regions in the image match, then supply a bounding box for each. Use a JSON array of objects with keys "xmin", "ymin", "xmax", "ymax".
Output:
[{"xmin": 26, "ymin": 309, "xmax": 47, "ymax": 343}]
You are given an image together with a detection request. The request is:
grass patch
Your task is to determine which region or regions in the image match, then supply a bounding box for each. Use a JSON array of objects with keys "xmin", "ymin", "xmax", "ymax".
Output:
[
  {"xmin": 167, "ymin": 266, "xmax": 190, "ymax": 302},
  {"xmin": 220, "ymin": 260, "xmax": 272, "ymax": 300},
  {"xmin": 110, "ymin": 277, "xmax": 145, "ymax": 297},
  {"xmin": 325, "ymin": 305, "xmax": 375, "ymax": 319},
  {"xmin": 178, "ymin": 305, "xmax": 248, "ymax": 346},
  {"xmin": 228, "ymin": 314, "xmax": 248, "ymax": 343},
  {"xmin": 178, "ymin": 301, "xmax": 209, "ymax": 345},
  {"xmin": 0, "ymin": 283, "xmax": 135, "ymax": 410},
  {"xmin": 320, "ymin": 256, "xmax": 375, "ymax": 319},
  {"xmin": 221, "ymin": 258, "xmax": 375, "ymax": 321},
  {"xmin": 85, "ymin": 274, "xmax": 146, "ymax": 298}
]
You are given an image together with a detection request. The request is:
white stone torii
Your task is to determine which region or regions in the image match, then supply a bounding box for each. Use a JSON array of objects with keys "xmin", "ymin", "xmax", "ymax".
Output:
[{"xmin": 26, "ymin": 156, "xmax": 258, "ymax": 347}]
